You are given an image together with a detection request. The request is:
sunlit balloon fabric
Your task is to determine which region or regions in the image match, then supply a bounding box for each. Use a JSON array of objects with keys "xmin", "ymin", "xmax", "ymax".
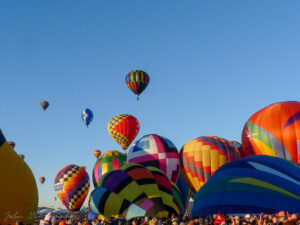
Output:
[
  {"xmin": 54, "ymin": 165, "xmax": 90, "ymax": 211},
  {"xmin": 108, "ymin": 114, "xmax": 140, "ymax": 151},
  {"xmin": 93, "ymin": 150, "xmax": 127, "ymax": 188},
  {"xmin": 180, "ymin": 136, "xmax": 241, "ymax": 193},
  {"xmin": 176, "ymin": 172, "xmax": 192, "ymax": 213},
  {"xmin": 125, "ymin": 70, "xmax": 150, "ymax": 100},
  {"xmin": 41, "ymin": 101, "xmax": 49, "ymax": 111},
  {"xmin": 0, "ymin": 129, "xmax": 38, "ymax": 225},
  {"xmin": 89, "ymin": 163, "xmax": 182, "ymax": 219},
  {"xmin": 192, "ymin": 155, "xmax": 300, "ymax": 216},
  {"xmin": 82, "ymin": 108, "xmax": 94, "ymax": 127},
  {"xmin": 127, "ymin": 134, "xmax": 180, "ymax": 183},
  {"xmin": 242, "ymin": 101, "xmax": 300, "ymax": 163}
]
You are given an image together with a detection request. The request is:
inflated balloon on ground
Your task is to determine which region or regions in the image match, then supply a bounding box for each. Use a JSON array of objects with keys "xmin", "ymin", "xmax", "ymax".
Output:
[
  {"xmin": 0, "ymin": 129, "xmax": 38, "ymax": 224},
  {"xmin": 93, "ymin": 150, "xmax": 127, "ymax": 188},
  {"xmin": 242, "ymin": 101, "xmax": 300, "ymax": 163},
  {"xmin": 127, "ymin": 134, "xmax": 180, "ymax": 183},
  {"xmin": 89, "ymin": 163, "xmax": 182, "ymax": 219},
  {"xmin": 180, "ymin": 136, "xmax": 242, "ymax": 193},
  {"xmin": 192, "ymin": 155, "xmax": 300, "ymax": 216},
  {"xmin": 54, "ymin": 165, "xmax": 90, "ymax": 211}
]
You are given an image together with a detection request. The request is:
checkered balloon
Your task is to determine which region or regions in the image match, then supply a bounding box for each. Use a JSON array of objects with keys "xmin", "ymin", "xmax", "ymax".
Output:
[
  {"xmin": 108, "ymin": 114, "xmax": 140, "ymax": 151},
  {"xmin": 127, "ymin": 134, "xmax": 180, "ymax": 183},
  {"xmin": 54, "ymin": 165, "xmax": 90, "ymax": 211}
]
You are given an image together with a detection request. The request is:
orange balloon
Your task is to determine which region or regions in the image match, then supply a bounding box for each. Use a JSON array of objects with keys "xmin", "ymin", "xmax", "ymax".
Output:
[
  {"xmin": 242, "ymin": 101, "xmax": 300, "ymax": 163},
  {"xmin": 93, "ymin": 150, "xmax": 101, "ymax": 159}
]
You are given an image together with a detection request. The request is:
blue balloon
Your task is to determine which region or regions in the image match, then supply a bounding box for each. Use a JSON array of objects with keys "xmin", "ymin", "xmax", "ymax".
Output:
[
  {"xmin": 82, "ymin": 108, "xmax": 94, "ymax": 127},
  {"xmin": 176, "ymin": 173, "xmax": 192, "ymax": 214},
  {"xmin": 192, "ymin": 155, "xmax": 300, "ymax": 216}
]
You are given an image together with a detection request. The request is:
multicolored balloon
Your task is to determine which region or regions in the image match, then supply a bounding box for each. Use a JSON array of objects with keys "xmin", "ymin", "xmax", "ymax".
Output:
[
  {"xmin": 8, "ymin": 141, "xmax": 15, "ymax": 150},
  {"xmin": 230, "ymin": 140, "xmax": 249, "ymax": 158},
  {"xmin": 176, "ymin": 172, "xmax": 192, "ymax": 213},
  {"xmin": 192, "ymin": 155, "xmax": 300, "ymax": 216},
  {"xmin": 41, "ymin": 101, "xmax": 49, "ymax": 111},
  {"xmin": 180, "ymin": 136, "xmax": 241, "ymax": 193},
  {"xmin": 242, "ymin": 101, "xmax": 300, "ymax": 163},
  {"xmin": 93, "ymin": 150, "xmax": 127, "ymax": 188},
  {"xmin": 54, "ymin": 165, "xmax": 90, "ymax": 211},
  {"xmin": 93, "ymin": 150, "xmax": 101, "ymax": 159},
  {"xmin": 89, "ymin": 163, "xmax": 182, "ymax": 219},
  {"xmin": 39, "ymin": 177, "xmax": 45, "ymax": 184},
  {"xmin": 127, "ymin": 134, "xmax": 180, "ymax": 183},
  {"xmin": 108, "ymin": 114, "xmax": 140, "ymax": 151},
  {"xmin": 125, "ymin": 70, "xmax": 150, "ymax": 100},
  {"xmin": 82, "ymin": 108, "xmax": 94, "ymax": 127}
]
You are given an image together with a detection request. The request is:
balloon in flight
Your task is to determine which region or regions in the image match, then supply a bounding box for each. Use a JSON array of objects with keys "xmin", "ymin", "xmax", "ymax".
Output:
[
  {"xmin": 93, "ymin": 150, "xmax": 101, "ymax": 159},
  {"xmin": 108, "ymin": 114, "xmax": 140, "ymax": 151},
  {"xmin": 82, "ymin": 108, "xmax": 94, "ymax": 127},
  {"xmin": 54, "ymin": 165, "xmax": 90, "ymax": 211},
  {"xmin": 39, "ymin": 177, "xmax": 45, "ymax": 184},
  {"xmin": 8, "ymin": 141, "xmax": 15, "ymax": 149},
  {"xmin": 41, "ymin": 101, "xmax": 49, "ymax": 111},
  {"xmin": 125, "ymin": 70, "xmax": 150, "ymax": 100}
]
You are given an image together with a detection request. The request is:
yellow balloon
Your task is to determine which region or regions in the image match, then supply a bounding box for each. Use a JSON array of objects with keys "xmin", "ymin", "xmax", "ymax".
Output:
[{"xmin": 0, "ymin": 130, "xmax": 38, "ymax": 224}]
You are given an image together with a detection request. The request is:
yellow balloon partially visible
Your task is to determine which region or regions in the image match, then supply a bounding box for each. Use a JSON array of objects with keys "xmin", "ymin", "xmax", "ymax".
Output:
[{"xmin": 0, "ymin": 129, "xmax": 38, "ymax": 225}]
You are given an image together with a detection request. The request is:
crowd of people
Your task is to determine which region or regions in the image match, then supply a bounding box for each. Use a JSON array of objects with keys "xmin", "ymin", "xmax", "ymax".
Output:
[{"xmin": 31, "ymin": 212, "xmax": 300, "ymax": 225}]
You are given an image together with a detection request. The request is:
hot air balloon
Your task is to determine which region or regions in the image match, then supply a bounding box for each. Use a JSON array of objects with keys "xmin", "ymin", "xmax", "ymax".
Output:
[
  {"xmin": 41, "ymin": 101, "xmax": 49, "ymax": 111},
  {"xmin": 39, "ymin": 177, "xmax": 45, "ymax": 184},
  {"xmin": 89, "ymin": 163, "xmax": 182, "ymax": 219},
  {"xmin": 19, "ymin": 154, "xmax": 25, "ymax": 160},
  {"xmin": 82, "ymin": 108, "xmax": 93, "ymax": 127},
  {"xmin": 108, "ymin": 114, "xmax": 140, "ymax": 151},
  {"xmin": 93, "ymin": 150, "xmax": 101, "ymax": 159},
  {"xmin": 242, "ymin": 101, "xmax": 300, "ymax": 163},
  {"xmin": 176, "ymin": 172, "xmax": 192, "ymax": 213},
  {"xmin": 93, "ymin": 150, "xmax": 127, "ymax": 188},
  {"xmin": 8, "ymin": 141, "xmax": 15, "ymax": 150},
  {"xmin": 180, "ymin": 136, "xmax": 241, "ymax": 193},
  {"xmin": 54, "ymin": 165, "xmax": 90, "ymax": 211},
  {"xmin": 127, "ymin": 134, "xmax": 180, "ymax": 183},
  {"xmin": 192, "ymin": 155, "xmax": 300, "ymax": 216},
  {"xmin": 0, "ymin": 129, "xmax": 38, "ymax": 225},
  {"xmin": 230, "ymin": 140, "xmax": 249, "ymax": 158},
  {"xmin": 53, "ymin": 197, "xmax": 57, "ymax": 201},
  {"xmin": 125, "ymin": 70, "xmax": 150, "ymax": 100}
]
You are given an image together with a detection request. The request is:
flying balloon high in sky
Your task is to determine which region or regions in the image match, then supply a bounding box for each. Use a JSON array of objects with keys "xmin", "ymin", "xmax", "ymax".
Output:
[
  {"xmin": 41, "ymin": 101, "xmax": 49, "ymax": 111},
  {"xmin": 82, "ymin": 108, "xmax": 94, "ymax": 128},
  {"xmin": 108, "ymin": 114, "xmax": 140, "ymax": 151},
  {"xmin": 125, "ymin": 70, "xmax": 150, "ymax": 100}
]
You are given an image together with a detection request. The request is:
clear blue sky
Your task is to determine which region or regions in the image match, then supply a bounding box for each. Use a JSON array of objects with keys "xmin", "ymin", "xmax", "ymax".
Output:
[{"xmin": 1, "ymin": 1, "xmax": 300, "ymax": 208}]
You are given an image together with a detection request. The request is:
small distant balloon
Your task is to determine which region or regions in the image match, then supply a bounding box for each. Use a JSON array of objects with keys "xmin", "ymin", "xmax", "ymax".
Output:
[
  {"xmin": 125, "ymin": 70, "xmax": 150, "ymax": 100},
  {"xmin": 8, "ymin": 142, "xmax": 15, "ymax": 150},
  {"xmin": 19, "ymin": 154, "xmax": 25, "ymax": 160},
  {"xmin": 39, "ymin": 177, "xmax": 45, "ymax": 184},
  {"xmin": 93, "ymin": 150, "xmax": 101, "ymax": 159},
  {"xmin": 82, "ymin": 109, "xmax": 93, "ymax": 127},
  {"xmin": 41, "ymin": 101, "xmax": 49, "ymax": 111},
  {"xmin": 53, "ymin": 197, "xmax": 57, "ymax": 201}
]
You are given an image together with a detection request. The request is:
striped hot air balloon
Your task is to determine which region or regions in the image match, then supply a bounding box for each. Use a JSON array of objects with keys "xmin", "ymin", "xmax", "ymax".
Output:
[{"xmin": 125, "ymin": 70, "xmax": 150, "ymax": 100}]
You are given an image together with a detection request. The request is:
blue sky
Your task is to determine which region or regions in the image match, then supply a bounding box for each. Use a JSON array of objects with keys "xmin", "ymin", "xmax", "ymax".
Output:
[{"xmin": 1, "ymin": 1, "xmax": 300, "ymax": 208}]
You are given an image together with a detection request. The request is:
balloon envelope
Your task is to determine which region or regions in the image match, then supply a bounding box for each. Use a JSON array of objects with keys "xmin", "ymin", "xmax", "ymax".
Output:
[
  {"xmin": 125, "ymin": 70, "xmax": 150, "ymax": 100},
  {"xmin": 108, "ymin": 114, "xmax": 140, "ymax": 151},
  {"xmin": 0, "ymin": 129, "xmax": 38, "ymax": 224},
  {"xmin": 89, "ymin": 163, "xmax": 182, "ymax": 219},
  {"xmin": 127, "ymin": 134, "xmax": 180, "ymax": 183},
  {"xmin": 82, "ymin": 108, "xmax": 93, "ymax": 127},
  {"xmin": 176, "ymin": 172, "xmax": 192, "ymax": 213},
  {"xmin": 192, "ymin": 155, "xmax": 300, "ymax": 216},
  {"xmin": 93, "ymin": 150, "xmax": 127, "ymax": 188},
  {"xmin": 41, "ymin": 101, "xmax": 49, "ymax": 111},
  {"xmin": 8, "ymin": 141, "xmax": 15, "ymax": 149},
  {"xmin": 242, "ymin": 101, "xmax": 300, "ymax": 163},
  {"xmin": 180, "ymin": 136, "xmax": 241, "ymax": 193},
  {"xmin": 93, "ymin": 150, "xmax": 101, "ymax": 159},
  {"xmin": 39, "ymin": 176, "xmax": 45, "ymax": 184},
  {"xmin": 54, "ymin": 165, "xmax": 90, "ymax": 211}
]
